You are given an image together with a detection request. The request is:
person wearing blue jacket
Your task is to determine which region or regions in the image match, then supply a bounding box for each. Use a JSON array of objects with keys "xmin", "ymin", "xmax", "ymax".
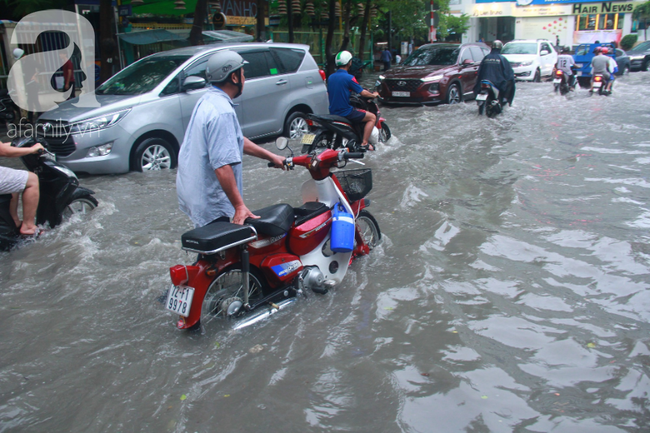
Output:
[{"xmin": 473, "ymin": 40, "xmax": 516, "ymax": 106}]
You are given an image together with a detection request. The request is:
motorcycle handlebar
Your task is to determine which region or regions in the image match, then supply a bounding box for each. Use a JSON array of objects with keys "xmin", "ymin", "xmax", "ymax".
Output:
[{"xmin": 344, "ymin": 152, "xmax": 365, "ymax": 159}]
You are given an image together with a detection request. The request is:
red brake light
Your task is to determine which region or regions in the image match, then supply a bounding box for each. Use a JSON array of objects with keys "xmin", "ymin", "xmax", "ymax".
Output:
[
  {"xmin": 556, "ymin": 70, "xmax": 562, "ymax": 76},
  {"xmin": 594, "ymin": 76, "xmax": 602, "ymax": 82},
  {"xmin": 306, "ymin": 119, "xmax": 314, "ymax": 127},
  {"xmin": 170, "ymin": 265, "xmax": 189, "ymax": 286},
  {"xmin": 319, "ymin": 69, "xmax": 326, "ymax": 82},
  {"xmin": 481, "ymin": 83, "xmax": 489, "ymax": 88}
]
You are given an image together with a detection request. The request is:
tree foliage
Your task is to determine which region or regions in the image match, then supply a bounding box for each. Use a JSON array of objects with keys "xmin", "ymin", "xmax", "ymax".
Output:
[
  {"xmin": 633, "ymin": 1, "xmax": 650, "ymax": 40},
  {"xmin": 0, "ymin": 0, "xmax": 71, "ymax": 21}
]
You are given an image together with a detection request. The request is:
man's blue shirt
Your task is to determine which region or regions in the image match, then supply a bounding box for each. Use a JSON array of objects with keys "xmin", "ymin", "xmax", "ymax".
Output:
[{"xmin": 327, "ymin": 69, "xmax": 364, "ymax": 116}]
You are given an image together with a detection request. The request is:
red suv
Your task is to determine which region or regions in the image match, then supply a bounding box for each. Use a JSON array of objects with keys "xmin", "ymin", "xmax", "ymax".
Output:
[{"xmin": 376, "ymin": 42, "xmax": 490, "ymax": 105}]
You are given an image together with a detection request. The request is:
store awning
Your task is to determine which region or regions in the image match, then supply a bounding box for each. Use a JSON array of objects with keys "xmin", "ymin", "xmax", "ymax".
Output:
[
  {"xmin": 118, "ymin": 29, "xmax": 187, "ymax": 45},
  {"xmin": 203, "ymin": 30, "xmax": 254, "ymax": 43}
]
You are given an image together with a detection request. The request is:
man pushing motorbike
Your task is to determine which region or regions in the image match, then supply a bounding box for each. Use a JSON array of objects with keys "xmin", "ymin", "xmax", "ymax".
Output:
[
  {"xmin": 176, "ymin": 50, "xmax": 285, "ymax": 228},
  {"xmin": 473, "ymin": 40, "xmax": 515, "ymax": 106},
  {"xmin": 328, "ymin": 50, "xmax": 379, "ymax": 151}
]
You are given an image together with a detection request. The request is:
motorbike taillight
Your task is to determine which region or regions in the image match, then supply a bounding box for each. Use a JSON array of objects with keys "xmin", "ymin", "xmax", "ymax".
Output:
[
  {"xmin": 306, "ymin": 119, "xmax": 314, "ymax": 127},
  {"xmin": 556, "ymin": 70, "xmax": 563, "ymax": 76},
  {"xmin": 170, "ymin": 265, "xmax": 189, "ymax": 286},
  {"xmin": 481, "ymin": 83, "xmax": 489, "ymax": 88},
  {"xmin": 594, "ymin": 76, "xmax": 602, "ymax": 82}
]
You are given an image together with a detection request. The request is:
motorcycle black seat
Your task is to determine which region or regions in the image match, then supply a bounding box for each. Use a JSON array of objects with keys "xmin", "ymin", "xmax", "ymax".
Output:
[
  {"xmin": 294, "ymin": 201, "xmax": 329, "ymax": 227},
  {"xmin": 246, "ymin": 203, "xmax": 294, "ymax": 237},
  {"xmin": 182, "ymin": 222, "xmax": 255, "ymax": 253},
  {"xmin": 310, "ymin": 114, "xmax": 351, "ymax": 125}
]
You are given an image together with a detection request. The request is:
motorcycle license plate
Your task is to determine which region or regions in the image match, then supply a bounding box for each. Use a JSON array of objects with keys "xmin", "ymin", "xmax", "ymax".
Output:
[
  {"xmin": 392, "ymin": 91, "xmax": 410, "ymax": 97},
  {"xmin": 301, "ymin": 133, "xmax": 316, "ymax": 145},
  {"xmin": 576, "ymin": 71, "xmax": 582, "ymax": 76},
  {"xmin": 553, "ymin": 79, "xmax": 561, "ymax": 84},
  {"xmin": 593, "ymin": 82, "xmax": 602, "ymax": 88},
  {"xmin": 476, "ymin": 93, "xmax": 488, "ymax": 101},
  {"xmin": 165, "ymin": 285, "xmax": 194, "ymax": 317}
]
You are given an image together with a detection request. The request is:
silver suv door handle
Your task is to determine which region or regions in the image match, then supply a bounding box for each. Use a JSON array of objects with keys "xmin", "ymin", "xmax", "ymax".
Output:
[{"xmin": 276, "ymin": 79, "xmax": 288, "ymax": 85}]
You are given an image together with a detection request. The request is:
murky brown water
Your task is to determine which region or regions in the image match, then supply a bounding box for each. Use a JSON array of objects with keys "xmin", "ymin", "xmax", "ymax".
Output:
[{"xmin": 2, "ymin": 71, "xmax": 650, "ymax": 432}]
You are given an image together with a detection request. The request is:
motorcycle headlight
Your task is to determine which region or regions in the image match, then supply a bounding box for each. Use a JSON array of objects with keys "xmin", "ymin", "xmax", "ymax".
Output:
[
  {"xmin": 69, "ymin": 109, "xmax": 130, "ymax": 134},
  {"xmin": 421, "ymin": 74, "xmax": 444, "ymax": 83},
  {"xmin": 54, "ymin": 164, "xmax": 77, "ymax": 179}
]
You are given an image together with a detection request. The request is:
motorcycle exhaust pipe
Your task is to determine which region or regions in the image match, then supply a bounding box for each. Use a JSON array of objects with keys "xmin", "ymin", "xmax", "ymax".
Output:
[{"xmin": 231, "ymin": 298, "xmax": 297, "ymax": 331}]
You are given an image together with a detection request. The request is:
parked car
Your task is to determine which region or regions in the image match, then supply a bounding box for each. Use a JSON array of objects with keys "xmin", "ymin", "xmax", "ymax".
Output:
[
  {"xmin": 501, "ymin": 39, "xmax": 558, "ymax": 82},
  {"xmin": 375, "ymin": 42, "xmax": 490, "ymax": 105},
  {"xmin": 627, "ymin": 41, "xmax": 650, "ymax": 71},
  {"xmin": 614, "ymin": 48, "xmax": 631, "ymax": 75},
  {"xmin": 36, "ymin": 43, "xmax": 328, "ymax": 175}
]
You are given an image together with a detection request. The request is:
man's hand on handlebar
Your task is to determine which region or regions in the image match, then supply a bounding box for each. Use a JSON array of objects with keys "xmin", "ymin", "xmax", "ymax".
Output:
[
  {"xmin": 268, "ymin": 154, "xmax": 286, "ymax": 170},
  {"xmin": 360, "ymin": 89, "xmax": 379, "ymax": 99},
  {"xmin": 31, "ymin": 143, "xmax": 45, "ymax": 154}
]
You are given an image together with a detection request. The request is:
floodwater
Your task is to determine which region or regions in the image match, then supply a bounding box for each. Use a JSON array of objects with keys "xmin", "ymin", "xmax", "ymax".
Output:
[{"xmin": 2, "ymin": 72, "xmax": 650, "ymax": 432}]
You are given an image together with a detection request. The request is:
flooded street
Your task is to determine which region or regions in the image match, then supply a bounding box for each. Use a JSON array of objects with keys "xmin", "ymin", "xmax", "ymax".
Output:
[{"xmin": 2, "ymin": 71, "xmax": 650, "ymax": 432}]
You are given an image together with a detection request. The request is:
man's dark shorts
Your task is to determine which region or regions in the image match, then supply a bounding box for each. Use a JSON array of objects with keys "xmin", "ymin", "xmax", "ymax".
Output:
[{"xmin": 345, "ymin": 108, "xmax": 366, "ymax": 123}]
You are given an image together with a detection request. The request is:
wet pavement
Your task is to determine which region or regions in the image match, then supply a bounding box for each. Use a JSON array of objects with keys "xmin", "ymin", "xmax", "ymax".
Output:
[{"xmin": 1, "ymin": 71, "xmax": 650, "ymax": 432}]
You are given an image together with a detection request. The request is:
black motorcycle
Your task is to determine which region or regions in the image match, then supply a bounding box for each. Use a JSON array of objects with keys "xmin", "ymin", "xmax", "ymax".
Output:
[
  {"xmin": 0, "ymin": 137, "xmax": 98, "ymax": 251},
  {"xmin": 0, "ymin": 89, "xmax": 20, "ymax": 129},
  {"xmin": 553, "ymin": 67, "xmax": 577, "ymax": 96},
  {"xmin": 301, "ymin": 93, "xmax": 391, "ymax": 154},
  {"xmin": 476, "ymin": 80, "xmax": 503, "ymax": 118}
]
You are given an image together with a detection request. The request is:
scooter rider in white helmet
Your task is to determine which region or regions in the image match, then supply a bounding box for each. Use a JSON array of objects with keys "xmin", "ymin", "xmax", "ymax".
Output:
[
  {"xmin": 176, "ymin": 50, "xmax": 285, "ymax": 228},
  {"xmin": 328, "ymin": 50, "xmax": 379, "ymax": 150}
]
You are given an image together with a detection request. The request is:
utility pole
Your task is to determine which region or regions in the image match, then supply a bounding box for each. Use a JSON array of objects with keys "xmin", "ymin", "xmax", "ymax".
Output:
[{"xmin": 99, "ymin": 0, "xmax": 113, "ymax": 82}]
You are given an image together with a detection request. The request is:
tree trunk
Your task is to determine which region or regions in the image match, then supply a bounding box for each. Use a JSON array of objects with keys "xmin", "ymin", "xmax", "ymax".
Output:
[
  {"xmin": 189, "ymin": 0, "xmax": 207, "ymax": 46},
  {"xmin": 340, "ymin": 0, "xmax": 352, "ymax": 52},
  {"xmin": 256, "ymin": 0, "xmax": 266, "ymax": 41},
  {"xmin": 325, "ymin": 0, "xmax": 336, "ymax": 76},
  {"xmin": 99, "ymin": 0, "xmax": 114, "ymax": 83},
  {"xmin": 357, "ymin": 0, "xmax": 372, "ymax": 73}
]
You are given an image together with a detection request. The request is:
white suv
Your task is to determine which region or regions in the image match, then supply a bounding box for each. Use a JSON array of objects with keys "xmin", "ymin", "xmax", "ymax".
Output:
[{"xmin": 502, "ymin": 40, "xmax": 558, "ymax": 82}]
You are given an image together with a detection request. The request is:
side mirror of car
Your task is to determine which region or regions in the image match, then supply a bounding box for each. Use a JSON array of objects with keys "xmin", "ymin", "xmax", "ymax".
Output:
[
  {"xmin": 540, "ymin": 50, "xmax": 550, "ymax": 56},
  {"xmin": 462, "ymin": 59, "xmax": 474, "ymax": 67},
  {"xmin": 182, "ymin": 76, "xmax": 207, "ymax": 92}
]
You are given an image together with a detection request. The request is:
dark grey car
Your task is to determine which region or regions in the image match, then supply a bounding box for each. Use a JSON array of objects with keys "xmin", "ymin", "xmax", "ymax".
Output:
[
  {"xmin": 615, "ymin": 48, "xmax": 631, "ymax": 75},
  {"xmin": 37, "ymin": 43, "xmax": 328, "ymax": 175},
  {"xmin": 628, "ymin": 41, "xmax": 650, "ymax": 71}
]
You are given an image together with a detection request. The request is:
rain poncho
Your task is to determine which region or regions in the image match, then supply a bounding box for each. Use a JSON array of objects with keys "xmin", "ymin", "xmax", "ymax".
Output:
[{"xmin": 473, "ymin": 49, "xmax": 516, "ymax": 104}]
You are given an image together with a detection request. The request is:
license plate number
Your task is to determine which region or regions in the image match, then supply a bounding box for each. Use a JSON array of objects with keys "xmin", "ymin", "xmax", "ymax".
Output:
[
  {"xmin": 553, "ymin": 79, "xmax": 561, "ymax": 83},
  {"xmin": 593, "ymin": 82, "xmax": 602, "ymax": 88},
  {"xmin": 301, "ymin": 133, "xmax": 316, "ymax": 145},
  {"xmin": 392, "ymin": 91, "xmax": 410, "ymax": 97},
  {"xmin": 166, "ymin": 285, "xmax": 194, "ymax": 317},
  {"xmin": 476, "ymin": 93, "xmax": 488, "ymax": 101}
]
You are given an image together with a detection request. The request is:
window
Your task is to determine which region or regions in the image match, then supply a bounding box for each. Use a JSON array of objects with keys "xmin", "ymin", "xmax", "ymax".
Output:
[
  {"xmin": 403, "ymin": 47, "xmax": 460, "ymax": 66},
  {"xmin": 470, "ymin": 47, "xmax": 485, "ymax": 62},
  {"xmin": 184, "ymin": 58, "xmax": 208, "ymax": 81},
  {"xmin": 577, "ymin": 13, "xmax": 623, "ymax": 31},
  {"xmin": 540, "ymin": 43, "xmax": 552, "ymax": 54},
  {"xmin": 270, "ymin": 48, "xmax": 305, "ymax": 73},
  {"xmin": 459, "ymin": 48, "xmax": 473, "ymax": 63},
  {"xmin": 239, "ymin": 50, "xmax": 281, "ymax": 79},
  {"xmin": 96, "ymin": 55, "xmax": 190, "ymax": 95},
  {"xmin": 502, "ymin": 43, "xmax": 537, "ymax": 55}
]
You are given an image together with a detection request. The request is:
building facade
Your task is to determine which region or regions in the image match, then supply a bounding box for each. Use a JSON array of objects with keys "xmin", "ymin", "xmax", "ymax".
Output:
[{"xmin": 461, "ymin": 0, "xmax": 643, "ymax": 46}]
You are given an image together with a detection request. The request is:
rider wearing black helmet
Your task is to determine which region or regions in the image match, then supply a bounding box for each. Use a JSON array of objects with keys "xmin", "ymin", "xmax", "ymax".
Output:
[
  {"xmin": 556, "ymin": 46, "xmax": 577, "ymax": 89},
  {"xmin": 473, "ymin": 40, "xmax": 516, "ymax": 105}
]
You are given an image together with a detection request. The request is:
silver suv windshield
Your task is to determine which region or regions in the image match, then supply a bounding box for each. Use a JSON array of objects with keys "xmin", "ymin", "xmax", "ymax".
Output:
[
  {"xmin": 96, "ymin": 55, "xmax": 192, "ymax": 95},
  {"xmin": 502, "ymin": 43, "xmax": 537, "ymax": 55}
]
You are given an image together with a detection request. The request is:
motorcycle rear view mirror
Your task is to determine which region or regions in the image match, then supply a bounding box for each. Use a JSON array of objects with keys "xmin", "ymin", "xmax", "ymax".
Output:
[{"xmin": 276, "ymin": 137, "xmax": 288, "ymax": 150}]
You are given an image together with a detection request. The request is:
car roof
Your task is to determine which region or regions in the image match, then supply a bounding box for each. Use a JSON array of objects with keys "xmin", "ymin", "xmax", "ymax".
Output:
[
  {"xmin": 417, "ymin": 42, "xmax": 488, "ymax": 50},
  {"xmin": 148, "ymin": 42, "xmax": 311, "ymax": 59}
]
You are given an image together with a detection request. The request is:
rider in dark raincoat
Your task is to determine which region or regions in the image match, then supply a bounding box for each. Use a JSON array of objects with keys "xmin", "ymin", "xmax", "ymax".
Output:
[{"xmin": 473, "ymin": 40, "xmax": 516, "ymax": 106}]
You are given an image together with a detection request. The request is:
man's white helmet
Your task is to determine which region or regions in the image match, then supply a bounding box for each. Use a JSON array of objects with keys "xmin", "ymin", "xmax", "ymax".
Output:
[
  {"xmin": 13, "ymin": 48, "xmax": 24, "ymax": 60},
  {"xmin": 335, "ymin": 50, "xmax": 353, "ymax": 67},
  {"xmin": 206, "ymin": 50, "xmax": 249, "ymax": 83}
]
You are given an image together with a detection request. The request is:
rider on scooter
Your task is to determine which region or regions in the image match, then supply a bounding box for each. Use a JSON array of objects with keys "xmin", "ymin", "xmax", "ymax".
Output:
[
  {"xmin": 556, "ymin": 46, "xmax": 577, "ymax": 89},
  {"xmin": 590, "ymin": 47, "xmax": 611, "ymax": 90},
  {"xmin": 327, "ymin": 50, "xmax": 379, "ymax": 151},
  {"xmin": 473, "ymin": 40, "xmax": 515, "ymax": 106},
  {"xmin": 0, "ymin": 140, "xmax": 44, "ymax": 236}
]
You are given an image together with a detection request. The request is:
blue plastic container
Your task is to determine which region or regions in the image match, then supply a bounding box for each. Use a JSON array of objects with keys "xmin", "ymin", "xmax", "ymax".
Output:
[{"xmin": 331, "ymin": 202, "xmax": 355, "ymax": 253}]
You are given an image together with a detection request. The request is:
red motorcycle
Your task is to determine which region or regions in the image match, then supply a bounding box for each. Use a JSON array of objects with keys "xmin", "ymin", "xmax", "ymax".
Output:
[{"xmin": 165, "ymin": 138, "xmax": 381, "ymax": 331}]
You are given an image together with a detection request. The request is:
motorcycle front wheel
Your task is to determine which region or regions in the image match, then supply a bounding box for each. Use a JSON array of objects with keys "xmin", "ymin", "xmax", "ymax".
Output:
[
  {"xmin": 62, "ymin": 196, "xmax": 98, "ymax": 219},
  {"xmin": 356, "ymin": 210, "xmax": 381, "ymax": 250},
  {"xmin": 200, "ymin": 267, "xmax": 266, "ymax": 328},
  {"xmin": 379, "ymin": 123, "xmax": 391, "ymax": 142}
]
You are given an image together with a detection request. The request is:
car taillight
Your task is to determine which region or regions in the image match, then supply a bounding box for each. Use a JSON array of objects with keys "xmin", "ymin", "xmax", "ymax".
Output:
[
  {"xmin": 170, "ymin": 265, "xmax": 190, "ymax": 286},
  {"xmin": 319, "ymin": 70, "xmax": 326, "ymax": 82}
]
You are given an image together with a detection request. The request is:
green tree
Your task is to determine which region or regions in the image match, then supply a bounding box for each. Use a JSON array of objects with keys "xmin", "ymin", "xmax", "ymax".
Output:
[
  {"xmin": 633, "ymin": 1, "xmax": 650, "ymax": 41},
  {"xmin": 438, "ymin": 13, "xmax": 470, "ymax": 41},
  {"xmin": 0, "ymin": 0, "xmax": 71, "ymax": 21}
]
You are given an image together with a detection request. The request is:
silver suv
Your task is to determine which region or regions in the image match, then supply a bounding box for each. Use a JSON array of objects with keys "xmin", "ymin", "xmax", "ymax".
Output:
[{"xmin": 37, "ymin": 43, "xmax": 328, "ymax": 175}]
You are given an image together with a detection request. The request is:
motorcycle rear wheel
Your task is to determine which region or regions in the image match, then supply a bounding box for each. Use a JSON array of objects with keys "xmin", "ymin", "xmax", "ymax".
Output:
[
  {"xmin": 356, "ymin": 210, "xmax": 381, "ymax": 250},
  {"xmin": 485, "ymin": 100, "xmax": 501, "ymax": 118},
  {"xmin": 200, "ymin": 267, "xmax": 266, "ymax": 328},
  {"xmin": 305, "ymin": 131, "xmax": 333, "ymax": 154},
  {"xmin": 477, "ymin": 101, "xmax": 485, "ymax": 115}
]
